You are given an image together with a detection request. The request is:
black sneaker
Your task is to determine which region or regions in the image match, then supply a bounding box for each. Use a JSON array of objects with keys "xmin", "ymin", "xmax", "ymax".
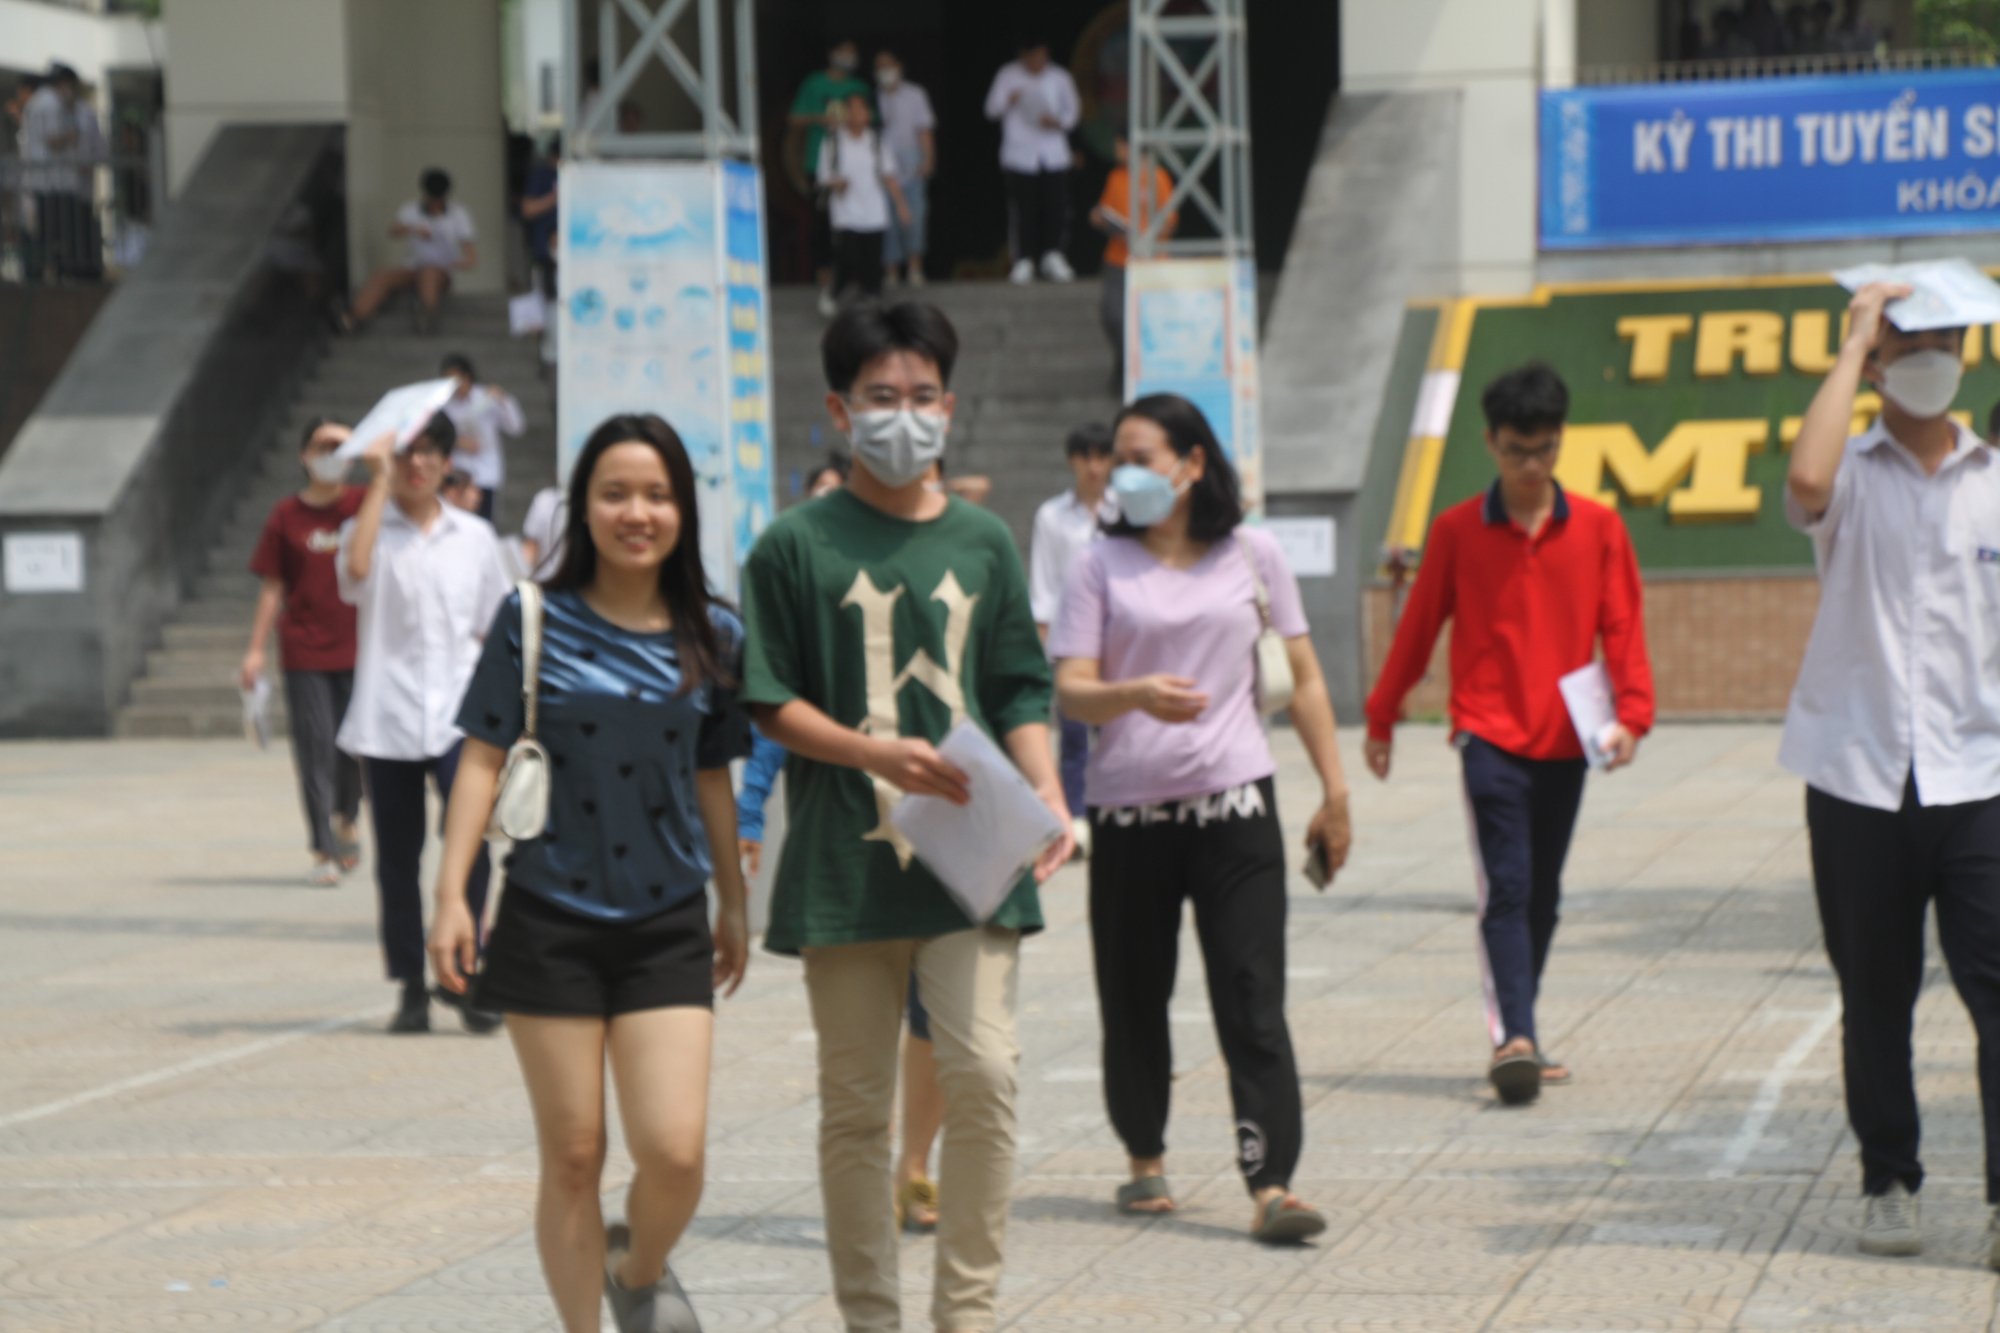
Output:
[
  {"xmin": 432, "ymin": 985, "xmax": 503, "ymax": 1036},
  {"xmin": 604, "ymin": 1221, "xmax": 702, "ymax": 1332},
  {"xmin": 387, "ymin": 985, "xmax": 429, "ymax": 1034}
]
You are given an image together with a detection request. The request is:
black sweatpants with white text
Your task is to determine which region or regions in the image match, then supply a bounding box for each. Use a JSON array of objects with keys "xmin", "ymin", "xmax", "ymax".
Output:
[{"xmin": 1089, "ymin": 777, "xmax": 1301, "ymax": 1193}]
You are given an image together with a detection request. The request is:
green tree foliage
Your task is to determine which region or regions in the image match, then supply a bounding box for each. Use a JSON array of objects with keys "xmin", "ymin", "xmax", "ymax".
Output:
[{"xmin": 1915, "ymin": 0, "xmax": 2000, "ymax": 54}]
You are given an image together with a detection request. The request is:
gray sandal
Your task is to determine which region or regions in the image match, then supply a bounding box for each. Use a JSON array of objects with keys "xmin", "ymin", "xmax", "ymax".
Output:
[
  {"xmin": 1115, "ymin": 1175, "xmax": 1174, "ymax": 1215},
  {"xmin": 604, "ymin": 1221, "xmax": 702, "ymax": 1333},
  {"xmin": 1252, "ymin": 1194, "xmax": 1327, "ymax": 1245}
]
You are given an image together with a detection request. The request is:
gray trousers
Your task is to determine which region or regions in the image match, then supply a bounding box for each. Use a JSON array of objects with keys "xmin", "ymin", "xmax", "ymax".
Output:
[
  {"xmin": 1101, "ymin": 265, "xmax": 1127, "ymax": 376},
  {"xmin": 284, "ymin": 669, "xmax": 362, "ymax": 858}
]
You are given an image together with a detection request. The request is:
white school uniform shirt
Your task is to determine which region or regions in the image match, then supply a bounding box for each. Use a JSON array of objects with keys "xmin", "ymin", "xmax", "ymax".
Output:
[
  {"xmin": 818, "ymin": 128, "xmax": 896, "ymax": 234},
  {"xmin": 335, "ymin": 500, "xmax": 511, "ymax": 761},
  {"xmin": 982, "ymin": 60, "xmax": 1079, "ymax": 173},
  {"xmin": 1779, "ymin": 417, "xmax": 2000, "ymax": 811},
  {"xmin": 443, "ymin": 386, "xmax": 525, "ymax": 492},
  {"xmin": 1028, "ymin": 488, "xmax": 1102, "ymax": 626},
  {"xmin": 20, "ymin": 86, "xmax": 72, "ymax": 193},
  {"xmin": 519, "ymin": 485, "xmax": 567, "ymax": 580},
  {"xmin": 877, "ymin": 81, "xmax": 936, "ymax": 178},
  {"xmin": 396, "ymin": 199, "xmax": 476, "ymax": 270}
]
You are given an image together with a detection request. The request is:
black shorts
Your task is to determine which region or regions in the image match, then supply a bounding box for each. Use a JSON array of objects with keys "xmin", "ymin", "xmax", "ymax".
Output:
[{"xmin": 474, "ymin": 883, "xmax": 714, "ymax": 1018}]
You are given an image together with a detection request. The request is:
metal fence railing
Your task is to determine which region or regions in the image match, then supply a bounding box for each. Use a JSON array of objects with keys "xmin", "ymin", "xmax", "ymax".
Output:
[
  {"xmin": 1577, "ymin": 46, "xmax": 1995, "ymax": 87},
  {"xmin": 1, "ymin": 144, "xmax": 164, "ymax": 285}
]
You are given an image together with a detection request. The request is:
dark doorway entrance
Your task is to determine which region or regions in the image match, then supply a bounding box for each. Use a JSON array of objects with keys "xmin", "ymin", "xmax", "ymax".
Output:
[{"xmin": 753, "ymin": 0, "xmax": 1338, "ymax": 284}]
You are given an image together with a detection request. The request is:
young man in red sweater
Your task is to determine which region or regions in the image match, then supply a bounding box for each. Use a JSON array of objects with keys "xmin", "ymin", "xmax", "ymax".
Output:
[{"xmin": 1364, "ymin": 362, "xmax": 1655, "ymax": 1106}]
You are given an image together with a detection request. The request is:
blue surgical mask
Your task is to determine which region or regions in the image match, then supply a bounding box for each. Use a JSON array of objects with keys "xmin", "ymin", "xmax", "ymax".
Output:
[{"xmin": 1110, "ymin": 462, "xmax": 1187, "ymax": 528}]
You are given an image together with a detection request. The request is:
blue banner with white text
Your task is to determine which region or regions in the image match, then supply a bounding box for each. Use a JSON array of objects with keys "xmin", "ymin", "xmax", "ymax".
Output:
[{"xmin": 1541, "ymin": 69, "xmax": 2000, "ymax": 250}]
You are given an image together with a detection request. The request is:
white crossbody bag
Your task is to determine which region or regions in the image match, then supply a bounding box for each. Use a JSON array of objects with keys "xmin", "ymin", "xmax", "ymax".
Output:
[
  {"xmin": 1237, "ymin": 533, "xmax": 1295, "ymax": 718},
  {"xmin": 487, "ymin": 582, "xmax": 552, "ymax": 841}
]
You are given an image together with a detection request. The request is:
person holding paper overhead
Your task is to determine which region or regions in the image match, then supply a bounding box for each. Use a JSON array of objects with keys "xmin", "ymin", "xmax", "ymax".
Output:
[
  {"xmin": 1051, "ymin": 393, "xmax": 1352, "ymax": 1245},
  {"xmin": 1781, "ymin": 276, "xmax": 2000, "ymax": 1266},
  {"xmin": 739, "ymin": 300, "xmax": 1071, "ymax": 1333},
  {"xmin": 336, "ymin": 413, "xmax": 511, "ymax": 1035},
  {"xmin": 1364, "ymin": 363, "xmax": 1653, "ymax": 1107}
]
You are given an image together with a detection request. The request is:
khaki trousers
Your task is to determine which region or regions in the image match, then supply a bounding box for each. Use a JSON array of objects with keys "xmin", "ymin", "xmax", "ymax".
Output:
[{"xmin": 802, "ymin": 926, "xmax": 1022, "ymax": 1331}]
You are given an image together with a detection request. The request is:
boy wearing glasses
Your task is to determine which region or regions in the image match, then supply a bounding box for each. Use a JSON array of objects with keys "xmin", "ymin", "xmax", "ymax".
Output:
[
  {"xmin": 1363, "ymin": 362, "xmax": 1655, "ymax": 1105},
  {"xmin": 740, "ymin": 300, "xmax": 1071, "ymax": 1332}
]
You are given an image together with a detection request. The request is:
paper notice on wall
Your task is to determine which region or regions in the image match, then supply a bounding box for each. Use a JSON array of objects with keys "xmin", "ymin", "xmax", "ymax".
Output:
[
  {"xmin": 1832, "ymin": 258, "xmax": 2000, "ymax": 333},
  {"xmin": 1265, "ymin": 517, "xmax": 1336, "ymax": 578}
]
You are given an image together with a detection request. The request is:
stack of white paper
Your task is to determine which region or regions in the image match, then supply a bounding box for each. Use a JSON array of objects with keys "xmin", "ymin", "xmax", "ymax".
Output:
[
  {"xmin": 1831, "ymin": 259, "xmax": 2000, "ymax": 333},
  {"xmin": 888, "ymin": 720, "xmax": 1064, "ymax": 924},
  {"xmin": 336, "ymin": 378, "xmax": 460, "ymax": 459},
  {"xmin": 240, "ymin": 677, "xmax": 271, "ymax": 750},
  {"xmin": 1557, "ymin": 662, "xmax": 1620, "ymax": 770}
]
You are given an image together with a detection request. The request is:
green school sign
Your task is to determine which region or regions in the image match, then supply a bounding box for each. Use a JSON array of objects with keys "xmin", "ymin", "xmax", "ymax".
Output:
[{"xmin": 1385, "ymin": 276, "xmax": 2000, "ymax": 572}]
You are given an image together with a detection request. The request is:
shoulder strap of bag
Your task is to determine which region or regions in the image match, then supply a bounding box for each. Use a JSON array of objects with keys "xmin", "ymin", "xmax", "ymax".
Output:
[
  {"xmin": 517, "ymin": 581, "xmax": 544, "ymax": 740},
  {"xmin": 1235, "ymin": 532, "xmax": 1273, "ymax": 631}
]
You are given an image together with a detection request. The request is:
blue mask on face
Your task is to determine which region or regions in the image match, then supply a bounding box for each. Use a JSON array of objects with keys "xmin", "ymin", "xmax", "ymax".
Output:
[{"xmin": 1110, "ymin": 462, "xmax": 1186, "ymax": 528}]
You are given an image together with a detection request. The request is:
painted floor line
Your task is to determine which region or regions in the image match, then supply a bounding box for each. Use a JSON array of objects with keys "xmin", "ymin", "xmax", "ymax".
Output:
[
  {"xmin": 1712, "ymin": 997, "xmax": 1842, "ymax": 1179},
  {"xmin": 0, "ymin": 1006, "xmax": 380, "ymax": 1131}
]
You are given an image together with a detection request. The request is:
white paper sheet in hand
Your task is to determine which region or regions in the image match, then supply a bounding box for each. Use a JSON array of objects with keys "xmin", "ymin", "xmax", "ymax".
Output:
[
  {"xmin": 888, "ymin": 719, "xmax": 1064, "ymax": 925},
  {"xmin": 1831, "ymin": 258, "xmax": 2000, "ymax": 333},
  {"xmin": 336, "ymin": 378, "xmax": 459, "ymax": 459},
  {"xmin": 240, "ymin": 677, "xmax": 271, "ymax": 750},
  {"xmin": 1557, "ymin": 662, "xmax": 1620, "ymax": 770}
]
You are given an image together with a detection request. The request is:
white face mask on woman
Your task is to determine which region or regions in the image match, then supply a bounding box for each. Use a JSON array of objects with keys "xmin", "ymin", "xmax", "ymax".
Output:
[
  {"xmin": 1879, "ymin": 348, "xmax": 1964, "ymax": 419},
  {"xmin": 848, "ymin": 407, "xmax": 949, "ymax": 488},
  {"xmin": 307, "ymin": 452, "xmax": 349, "ymax": 484}
]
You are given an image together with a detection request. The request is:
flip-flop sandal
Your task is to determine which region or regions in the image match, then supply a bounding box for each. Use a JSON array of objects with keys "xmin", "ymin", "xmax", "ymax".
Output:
[
  {"xmin": 1536, "ymin": 1051, "xmax": 1573, "ymax": 1085},
  {"xmin": 1114, "ymin": 1175, "xmax": 1174, "ymax": 1215},
  {"xmin": 896, "ymin": 1177, "xmax": 939, "ymax": 1233},
  {"xmin": 1490, "ymin": 1052, "xmax": 1542, "ymax": 1105},
  {"xmin": 1252, "ymin": 1194, "xmax": 1327, "ymax": 1245},
  {"xmin": 307, "ymin": 862, "xmax": 341, "ymax": 888}
]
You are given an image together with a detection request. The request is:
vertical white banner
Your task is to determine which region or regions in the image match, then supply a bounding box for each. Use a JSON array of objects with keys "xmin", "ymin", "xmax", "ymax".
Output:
[{"xmin": 558, "ymin": 161, "xmax": 735, "ymax": 586}]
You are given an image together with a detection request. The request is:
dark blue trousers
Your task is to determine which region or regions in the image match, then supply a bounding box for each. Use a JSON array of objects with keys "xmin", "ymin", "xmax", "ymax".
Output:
[
  {"xmin": 362, "ymin": 741, "xmax": 490, "ymax": 985},
  {"xmin": 1460, "ymin": 735, "xmax": 1587, "ymax": 1048},
  {"xmin": 1059, "ymin": 715, "xmax": 1090, "ymax": 818}
]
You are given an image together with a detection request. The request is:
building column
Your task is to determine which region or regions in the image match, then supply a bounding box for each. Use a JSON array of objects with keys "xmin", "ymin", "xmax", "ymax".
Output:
[{"xmin": 344, "ymin": 0, "xmax": 508, "ymax": 296}]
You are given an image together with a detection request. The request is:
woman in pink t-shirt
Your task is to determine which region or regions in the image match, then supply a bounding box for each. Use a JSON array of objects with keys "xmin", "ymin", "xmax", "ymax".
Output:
[{"xmin": 1049, "ymin": 393, "xmax": 1354, "ymax": 1244}]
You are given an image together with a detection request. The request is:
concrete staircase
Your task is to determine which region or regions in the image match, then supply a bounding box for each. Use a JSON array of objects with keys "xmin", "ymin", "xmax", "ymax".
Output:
[
  {"xmin": 766, "ymin": 281, "xmax": 1118, "ymax": 553},
  {"xmin": 116, "ymin": 294, "xmax": 556, "ymax": 738},
  {"xmin": 115, "ymin": 281, "xmax": 1115, "ymax": 738}
]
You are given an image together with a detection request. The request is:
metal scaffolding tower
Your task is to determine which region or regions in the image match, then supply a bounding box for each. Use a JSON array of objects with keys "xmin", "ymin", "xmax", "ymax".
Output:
[
  {"xmin": 561, "ymin": 0, "xmax": 760, "ymax": 160},
  {"xmin": 1127, "ymin": 0, "xmax": 1255, "ymax": 262}
]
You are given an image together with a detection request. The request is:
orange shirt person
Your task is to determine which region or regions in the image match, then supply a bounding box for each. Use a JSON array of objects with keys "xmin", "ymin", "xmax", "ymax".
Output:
[{"xmin": 1093, "ymin": 132, "xmax": 1177, "ymax": 387}]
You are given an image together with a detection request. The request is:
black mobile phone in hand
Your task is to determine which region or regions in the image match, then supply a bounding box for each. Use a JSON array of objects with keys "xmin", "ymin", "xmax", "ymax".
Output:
[{"xmin": 1304, "ymin": 837, "xmax": 1332, "ymax": 891}]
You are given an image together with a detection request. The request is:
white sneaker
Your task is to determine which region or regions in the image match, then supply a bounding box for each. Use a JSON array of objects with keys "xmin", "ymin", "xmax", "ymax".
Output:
[
  {"xmin": 907, "ymin": 266, "xmax": 927, "ymax": 288},
  {"xmin": 1071, "ymin": 816, "xmax": 1092, "ymax": 862},
  {"xmin": 1009, "ymin": 258, "xmax": 1035, "ymax": 285},
  {"xmin": 1041, "ymin": 251, "xmax": 1076, "ymax": 283},
  {"xmin": 817, "ymin": 288, "xmax": 838, "ymax": 318},
  {"xmin": 1859, "ymin": 1182, "xmax": 1921, "ymax": 1256}
]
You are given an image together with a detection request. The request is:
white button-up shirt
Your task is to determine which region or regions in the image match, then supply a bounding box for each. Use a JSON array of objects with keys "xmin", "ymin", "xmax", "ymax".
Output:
[
  {"xmin": 983, "ymin": 60, "xmax": 1080, "ymax": 173},
  {"xmin": 1780, "ymin": 418, "xmax": 2000, "ymax": 810},
  {"xmin": 336, "ymin": 500, "xmax": 510, "ymax": 761},
  {"xmin": 443, "ymin": 385, "xmax": 525, "ymax": 492},
  {"xmin": 1029, "ymin": 488, "xmax": 1101, "ymax": 626}
]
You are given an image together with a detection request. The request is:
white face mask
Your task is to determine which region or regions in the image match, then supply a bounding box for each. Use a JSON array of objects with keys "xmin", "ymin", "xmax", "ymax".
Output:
[
  {"xmin": 307, "ymin": 452, "xmax": 348, "ymax": 484},
  {"xmin": 1880, "ymin": 348, "xmax": 1964, "ymax": 419},
  {"xmin": 848, "ymin": 407, "xmax": 948, "ymax": 488},
  {"xmin": 877, "ymin": 68, "xmax": 902, "ymax": 90}
]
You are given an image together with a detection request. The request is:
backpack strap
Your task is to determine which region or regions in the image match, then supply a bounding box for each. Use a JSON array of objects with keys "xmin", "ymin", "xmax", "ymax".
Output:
[
  {"xmin": 1234, "ymin": 532, "xmax": 1274, "ymax": 631},
  {"xmin": 517, "ymin": 582, "xmax": 544, "ymax": 740}
]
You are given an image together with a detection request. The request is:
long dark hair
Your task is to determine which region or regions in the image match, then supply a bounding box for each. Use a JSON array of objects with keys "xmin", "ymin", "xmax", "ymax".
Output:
[
  {"xmin": 1104, "ymin": 393, "xmax": 1244, "ymax": 542},
  {"xmin": 546, "ymin": 413, "xmax": 730, "ymax": 693}
]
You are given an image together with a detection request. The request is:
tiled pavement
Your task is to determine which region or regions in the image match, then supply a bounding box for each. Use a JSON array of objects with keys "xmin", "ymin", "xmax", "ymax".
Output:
[{"xmin": 3, "ymin": 725, "xmax": 1997, "ymax": 1331}]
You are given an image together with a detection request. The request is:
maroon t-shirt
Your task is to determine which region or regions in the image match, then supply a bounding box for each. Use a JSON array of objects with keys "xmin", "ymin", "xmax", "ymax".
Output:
[{"xmin": 248, "ymin": 488, "xmax": 366, "ymax": 673}]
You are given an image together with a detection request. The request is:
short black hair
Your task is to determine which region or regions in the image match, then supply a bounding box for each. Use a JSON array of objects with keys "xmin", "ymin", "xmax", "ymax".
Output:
[
  {"xmin": 297, "ymin": 414, "xmax": 335, "ymax": 451},
  {"xmin": 1104, "ymin": 394, "xmax": 1243, "ymax": 543},
  {"xmin": 821, "ymin": 300, "xmax": 959, "ymax": 394},
  {"xmin": 412, "ymin": 410, "xmax": 456, "ymax": 454},
  {"xmin": 48, "ymin": 64, "xmax": 79, "ymax": 86},
  {"xmin": 443, "ymin": 468, "xmax": 473, "ymax": 491},
  {"xmin": 1480, "ymin": 362, "xmax": 1569, "ymax": 435},
  {"xmin": 420, "ymin": 167, "xmax": 452, "ymax": 199},
  {"xmin": 806, "ymin": 455, "xmax": 851, "ymax": 491},
  {"xmin": 1065, "ymin": 422, "xmax": 1113, "ymax": 458},
  {"xmin": 440, "ymin": 352, "xmax": 476, "ymax": 381}
]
